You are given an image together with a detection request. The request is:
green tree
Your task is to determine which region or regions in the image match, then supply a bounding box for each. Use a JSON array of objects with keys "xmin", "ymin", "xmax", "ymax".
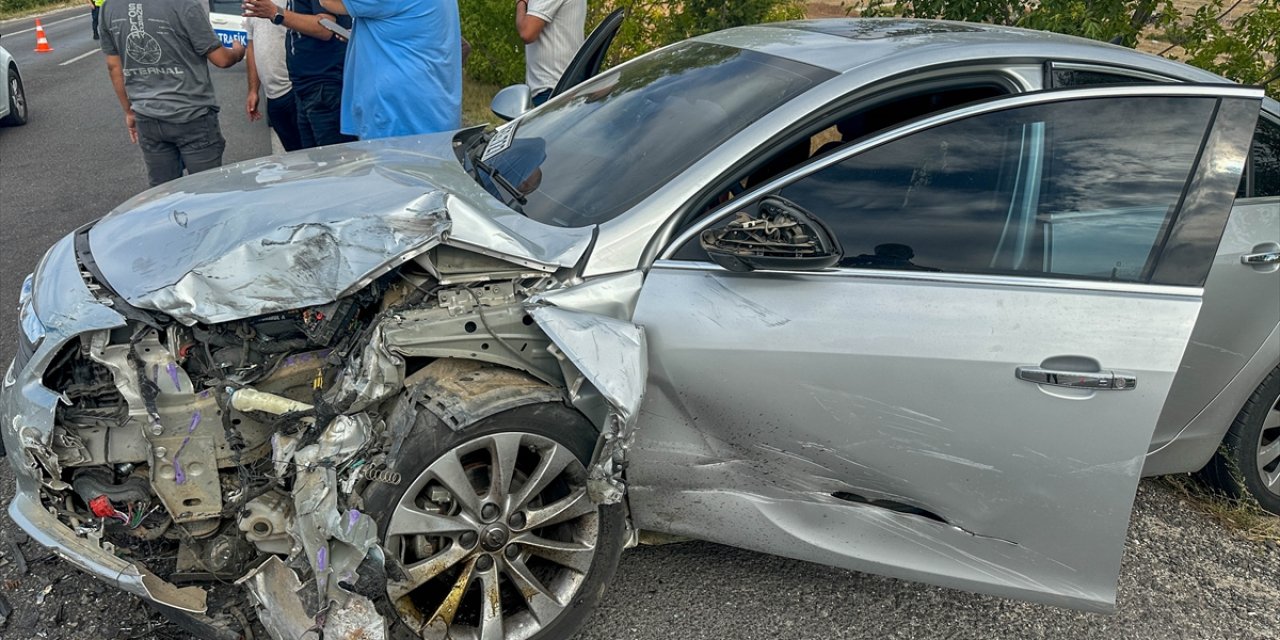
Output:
[{"xmin": 856, "ymin": 0, "xmax": 1279, "ymax": 98}]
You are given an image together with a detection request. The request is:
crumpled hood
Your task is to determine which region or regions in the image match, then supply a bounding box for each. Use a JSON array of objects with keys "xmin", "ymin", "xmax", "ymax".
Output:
[{"xmin": 87, "ymin": 132, "xmax": 594, "ymax": 325}]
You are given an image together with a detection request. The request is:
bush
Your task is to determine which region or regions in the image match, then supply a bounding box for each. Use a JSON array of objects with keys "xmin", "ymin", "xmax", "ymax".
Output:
[
  {"xmin": 460, "ymin": 0, "xmax": 805, "ymax": 86},
  {"xmin": 1, "ymin": 0, "xmax": 66, "ymax": 15}
]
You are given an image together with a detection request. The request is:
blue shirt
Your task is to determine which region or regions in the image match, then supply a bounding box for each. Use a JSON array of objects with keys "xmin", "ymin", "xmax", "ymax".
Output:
[
  {"xmin": 341, "ymin": 0, "xmax": 462, "ymax": 139},
  {"xmin": 285, "ymin": 0, "xmax": 349, "ymax": 91}
]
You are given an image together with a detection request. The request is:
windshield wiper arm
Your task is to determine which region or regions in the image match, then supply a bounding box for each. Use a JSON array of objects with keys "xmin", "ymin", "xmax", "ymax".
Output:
[{"xmin": 473, "ymin": 155, "xmax": 528, "ymax": 206}]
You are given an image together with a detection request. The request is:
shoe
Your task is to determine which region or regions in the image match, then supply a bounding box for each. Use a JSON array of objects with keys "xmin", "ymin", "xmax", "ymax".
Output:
[{"xmin": 93, "ymin": 33, "xmax": 99, "ymax": 40}]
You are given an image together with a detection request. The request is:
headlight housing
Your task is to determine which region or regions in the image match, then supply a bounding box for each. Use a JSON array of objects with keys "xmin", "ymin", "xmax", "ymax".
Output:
[{"xmin": 16, "ymin": 272, "xmax": 43, "ymax": 372}]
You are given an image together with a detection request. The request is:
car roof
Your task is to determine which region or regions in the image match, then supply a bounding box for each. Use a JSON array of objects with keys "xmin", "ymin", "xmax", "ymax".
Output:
[{"xmin": 693, "ymin": 18, "xmax": 1230, "ymax": 85}]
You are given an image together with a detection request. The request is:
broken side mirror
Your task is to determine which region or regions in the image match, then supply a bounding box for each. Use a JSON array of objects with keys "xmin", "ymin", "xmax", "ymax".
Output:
[
  {"xmin": 699, "ymin": 196, "xmax": 844, "ymax": 273},
  {"xmin": 491, "ymin": 84, "xmax": 532, "ymax": 122}
]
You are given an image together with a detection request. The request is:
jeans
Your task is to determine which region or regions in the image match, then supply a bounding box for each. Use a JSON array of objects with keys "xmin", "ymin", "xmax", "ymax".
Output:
[
  {"xmin": 295, "ymin": 81, "xmax": 354, "ymax": 148},
  {"xmin": 531, "ymin": 88, "xmax": 552, "ymax": 107},
  {"xmin": 134, "ymin": 110, "xmax": 226, "ymax": 187},
  {"xmin": 267, "ymin": 89, "xmax": 303, "ymax": 152},
  {"xmin": 91, "ymin": 6, "xmax": 100, "ymax": 38}
]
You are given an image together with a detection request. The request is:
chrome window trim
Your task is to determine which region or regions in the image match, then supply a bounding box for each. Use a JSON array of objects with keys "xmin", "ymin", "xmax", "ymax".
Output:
[
  {"xmin": 650, "ymin": 259, "xmax": 1205, "ymax": 298},
  {"xmin": 660, "ymin": 84, "xmax": 1265, "ymax": 260}
]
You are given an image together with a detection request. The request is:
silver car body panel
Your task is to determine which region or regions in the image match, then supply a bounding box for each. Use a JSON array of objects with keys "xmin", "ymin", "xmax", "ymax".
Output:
[
  {"xmin": 88, "ymin": 134, "xmax": 594, "ymax": 325},
  {"xmin": 629, "ymin": 261, "xmax": 1203, "ymax": 612},
  {"xmin": 1145, "ymin": 196, "xmax": 1280, "ymax": 473}
]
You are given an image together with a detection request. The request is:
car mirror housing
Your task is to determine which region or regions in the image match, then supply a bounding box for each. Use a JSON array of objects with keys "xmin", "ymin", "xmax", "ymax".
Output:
[
  {"xmin": 491, "ymin": 84, "xmax": 532, "ymax": 122},
  {"xmin": 699, "ymin": 196, "xmax": 844, "ymax": 273}
]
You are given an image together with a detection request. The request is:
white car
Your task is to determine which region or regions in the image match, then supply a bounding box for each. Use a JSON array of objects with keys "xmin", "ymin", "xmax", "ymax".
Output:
[{"xmin": 0, "ymin": 42, "xmax": 27, "ymax": 126}]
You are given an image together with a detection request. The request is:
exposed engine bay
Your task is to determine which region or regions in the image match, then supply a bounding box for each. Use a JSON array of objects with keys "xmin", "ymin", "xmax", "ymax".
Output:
[{"xmin": 24, "ymin": 239, "xmax": 644, "ymax": 639}]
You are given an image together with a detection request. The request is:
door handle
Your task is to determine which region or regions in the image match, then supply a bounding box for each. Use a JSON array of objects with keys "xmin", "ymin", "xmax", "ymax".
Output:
[
  {"xmin": 1241, "ymin": 251, "xmax": 1280, "ymax": 266},
  {"xmin": 1015, "ymin": 366, "xmax": 1137, "ymax": 390}
]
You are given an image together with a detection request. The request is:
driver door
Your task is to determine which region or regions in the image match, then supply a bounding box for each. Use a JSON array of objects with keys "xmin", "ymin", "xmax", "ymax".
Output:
[{"xmin": 626, "ymin": 86, "xmax": 1262, "ymax": 611}]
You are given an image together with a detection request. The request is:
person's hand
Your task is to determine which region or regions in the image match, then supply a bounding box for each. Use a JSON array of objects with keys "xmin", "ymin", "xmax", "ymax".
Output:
[
  {"xmin": 125, "ymin": 111, "xmax": 138, "ymax": 144},
  {"xmin": 242, "ymin": 0, "xmax": 278, "ymax": 20},
  {"xmin": 247, "ymin": 92, "xmax": 261, "ymax": 122}
]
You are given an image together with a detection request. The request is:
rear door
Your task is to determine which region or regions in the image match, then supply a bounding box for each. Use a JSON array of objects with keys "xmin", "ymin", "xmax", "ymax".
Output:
[{"xmin": 627, "ymin": 85, "xmax": 1263, "ymax": 611}]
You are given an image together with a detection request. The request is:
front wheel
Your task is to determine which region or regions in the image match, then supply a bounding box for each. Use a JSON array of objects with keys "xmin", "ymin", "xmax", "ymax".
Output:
[
  {"xmin": 363, "ymin": 403, "xmax": 626, "ymax": 640},
  {"xmin": 1200, "ymin": 366, "xmax": 1280, "ymax": 515},
  {"xmin": 2, "ymin": 66, "xmax": 27, "ymax": 126}
]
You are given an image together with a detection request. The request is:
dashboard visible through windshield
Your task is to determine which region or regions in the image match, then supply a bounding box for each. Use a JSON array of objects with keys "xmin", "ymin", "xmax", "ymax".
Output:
[{"xmin": 473, "ymin": 42, "xmax": 835, "ymax": 227}]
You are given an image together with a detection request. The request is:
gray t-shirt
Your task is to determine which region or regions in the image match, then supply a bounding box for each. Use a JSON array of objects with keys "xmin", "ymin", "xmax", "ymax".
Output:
[
  {"xmin": 244, "ymin": 0, "xmax": 291, "ymax": 100},
  {"xmin": 100, "ymin": 0, "xmax": 221, "ymax": 122},
  {"xmin": 525, "ymin": 0, "xmax": 585, "ymax": 93}
]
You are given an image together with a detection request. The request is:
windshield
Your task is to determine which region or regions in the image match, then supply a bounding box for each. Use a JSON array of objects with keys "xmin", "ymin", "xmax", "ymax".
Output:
[{"xmin": 478, "ymin": 42, "xmax": 834, "ymax": 227}]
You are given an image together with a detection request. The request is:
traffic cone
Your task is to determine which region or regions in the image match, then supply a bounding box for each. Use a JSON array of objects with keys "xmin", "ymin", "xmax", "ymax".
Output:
[{"xmin": 34, "ymin": 19, "xmax": 53, "ymax": 53}]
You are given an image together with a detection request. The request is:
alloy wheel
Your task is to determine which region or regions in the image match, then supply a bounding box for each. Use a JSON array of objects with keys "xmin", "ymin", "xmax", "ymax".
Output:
[
  {"xmin": 384, "ymin": 431, "xmax": 600, "ymax": 640},
  {"xmin": 1258, "ymin": 390, "xmax": 1280, "ymax": 495}
]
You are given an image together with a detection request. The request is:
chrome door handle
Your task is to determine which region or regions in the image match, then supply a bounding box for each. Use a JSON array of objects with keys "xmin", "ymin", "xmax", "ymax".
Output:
[
  {"xmin": 1016, "ymin": 366, "xmax": 1137, "ymax": 390},
  {"xmin": 1241, "ymin": 251, "xmax": 1280, "ymax": 265}
]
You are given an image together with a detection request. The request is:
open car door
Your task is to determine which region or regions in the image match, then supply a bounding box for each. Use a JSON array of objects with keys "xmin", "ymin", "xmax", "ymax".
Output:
[
  {"xmin": 628, "ymin": 85, "xmax": 1264, "ymax": 611},
  {"xmin": 550, "ymin": 8, "xmax": 626, "ymax": 98}
]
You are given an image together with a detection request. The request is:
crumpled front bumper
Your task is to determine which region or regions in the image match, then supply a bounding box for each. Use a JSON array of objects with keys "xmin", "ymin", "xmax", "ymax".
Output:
[
  {"xmin": 1, "ymin": 232, "xmax": 207, "ymax": 613},
  {"xmin": 7, "ymin": 486, "xmax": 207, "ymax": 612}
]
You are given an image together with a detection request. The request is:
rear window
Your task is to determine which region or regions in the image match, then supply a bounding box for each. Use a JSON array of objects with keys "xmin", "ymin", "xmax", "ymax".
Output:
[{"xmin": 1238, "ymin": 115, "xmax": 1280, "ymax": 199}]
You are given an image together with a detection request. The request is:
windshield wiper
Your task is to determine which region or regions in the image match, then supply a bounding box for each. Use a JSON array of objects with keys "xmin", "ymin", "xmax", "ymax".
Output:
[{"xmin": 473, "ymin": 155, "xmax": 528, "ymax": 206}]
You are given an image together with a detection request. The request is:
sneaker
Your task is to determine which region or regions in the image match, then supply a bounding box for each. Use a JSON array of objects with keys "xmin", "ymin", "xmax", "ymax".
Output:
[{"xmin": 93, "ymin": 33, "xmax": 100, "ymax": 40}]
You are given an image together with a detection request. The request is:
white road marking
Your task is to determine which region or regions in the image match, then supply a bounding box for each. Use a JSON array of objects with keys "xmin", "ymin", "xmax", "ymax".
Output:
[
  {"xmin": 58, "ymin": 49, "xmax": 100, "ymax": 66},
  {"xmin": 4, "ymin": 12, "xmax": 87, "ymax": 37}
]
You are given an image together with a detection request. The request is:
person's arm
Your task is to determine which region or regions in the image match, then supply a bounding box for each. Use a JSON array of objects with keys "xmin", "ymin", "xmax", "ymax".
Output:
[
  {"xmin": 515, "ymin": 0, "xmax": 547, "ymax": 44},
  {"xmin": 243, "ymin": 0, "xmax": 339, "ymax": 40},
  {"xmin": 104, "ymin": 55, "xmax": 137, "ymax": 143},
  {"xmin": 207, "ymin": 41, "xmax": 247, "ymax": 68},
  {"xmin": 245, "ymin": 40, "xmax": 262, "ymax": 121},
  {"xmin": 317, "ymin": 0, "xmax": 346, "ymax": 16}
]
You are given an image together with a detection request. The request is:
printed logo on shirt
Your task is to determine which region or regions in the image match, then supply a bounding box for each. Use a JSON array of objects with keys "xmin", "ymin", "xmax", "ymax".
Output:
[{"xmin": 125, "ymin": 4, "xmax": 163, "ymax": 65}]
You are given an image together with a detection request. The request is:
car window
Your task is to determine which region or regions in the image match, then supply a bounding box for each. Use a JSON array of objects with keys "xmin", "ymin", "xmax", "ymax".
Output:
[
  {"xmin": 676, "ymin": 96, "xmax": 1218, "ymax": 283},
  {"xmin": 1238, "ymin": 115, "xmax": 1280, "ymax": 199},
  {"xmin": 481, "ymin": 42, "xmax": 834, "ymax": 228},
  {"xmin": 1049, "ymin": 67, "xmax": 1159, "ymax": 87}
]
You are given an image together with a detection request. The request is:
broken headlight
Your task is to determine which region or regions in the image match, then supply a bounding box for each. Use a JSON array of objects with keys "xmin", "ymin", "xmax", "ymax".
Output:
[{"xmin": 17, "ymin": 273, "xmax": 43, "ymax": 371}]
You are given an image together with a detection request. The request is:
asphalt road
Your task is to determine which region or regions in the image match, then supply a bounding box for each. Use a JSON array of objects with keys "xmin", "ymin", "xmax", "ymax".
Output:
[{"xmin": 0, "ymin": 7, "xmax": 1278, "ymax": 640}]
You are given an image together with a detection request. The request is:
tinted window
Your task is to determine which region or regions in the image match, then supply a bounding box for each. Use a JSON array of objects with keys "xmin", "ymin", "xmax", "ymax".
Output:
[
  {"xmin": 481, "ymin": 43, "xmax": 834, "ymax": 227},
  {"xmin": 1239, "ymin": 116, "xmax": 1280, "ymax": 198},
  {"xmin": 681, "ymin": 97, "xmax": 1216, "ymax": 283},
  {"xmin": 1051, "ymin": 68, "xmax": 1158, "ymax": 87}
]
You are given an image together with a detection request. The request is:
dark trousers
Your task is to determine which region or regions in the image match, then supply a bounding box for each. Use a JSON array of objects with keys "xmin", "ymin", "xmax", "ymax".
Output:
[
  {"xmin": 91, "ymin": 6, "xmax": 100, "ymax": 38},
  {"xmin": 134, "ymin": 110, "xmax": 226, "ymax": 187},
  {"xmin": 294, "ymin": 81, "xmax": 354, "ymax": 148},
  {"xmin": 531, "ymin": 88, "xmax": 552, "ymax": 107},
  {"xmin": 266, "ymin": 89, "xmax": 303, "ymax": 152}
]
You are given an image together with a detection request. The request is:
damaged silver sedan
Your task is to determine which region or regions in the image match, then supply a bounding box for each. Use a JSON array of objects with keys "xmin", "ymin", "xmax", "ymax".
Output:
[{"xmin": 4, "ymin": 18, "xmax": 1280, "ymax": 640}]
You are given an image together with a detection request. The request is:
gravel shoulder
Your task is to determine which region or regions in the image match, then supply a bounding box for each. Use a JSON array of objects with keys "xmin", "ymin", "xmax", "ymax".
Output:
[{"xmin": 0, "ymin": 474, "xmax": 1276, "ymax": 639}]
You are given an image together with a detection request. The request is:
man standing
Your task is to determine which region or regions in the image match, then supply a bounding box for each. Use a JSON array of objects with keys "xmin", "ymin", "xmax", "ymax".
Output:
[
  {"xmin": 86, "ymin": 0, "xmax": 104, "ymax": 40},
  {"xmin": 516, "ymin": 0, "xmax": 585, "ymax": 106},
  {"xmin": 100, "ymin": 0, "xmax": 246, "ymax": 187},
  {"xmin": 243, "ymin": 0, "xmax": 354, "ymax": 148},
  {"xmin": 245, "ymin": 0, "xmax": 303, "ymax": 151},
  {"xmin": 317, "ymin": 0, "xmax": 461, "ymax": 140}
]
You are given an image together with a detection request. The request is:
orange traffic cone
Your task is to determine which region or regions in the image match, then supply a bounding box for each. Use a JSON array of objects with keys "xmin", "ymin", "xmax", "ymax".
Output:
[{"xmin": 34, "ymin": 19, "xmax": 53, "ymax": 53}]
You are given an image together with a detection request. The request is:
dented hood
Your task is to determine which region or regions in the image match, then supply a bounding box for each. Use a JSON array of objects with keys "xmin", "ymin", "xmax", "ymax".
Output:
[{"xmin": 88, "ymin": 132, "xmax": 594, "ymax": 325}]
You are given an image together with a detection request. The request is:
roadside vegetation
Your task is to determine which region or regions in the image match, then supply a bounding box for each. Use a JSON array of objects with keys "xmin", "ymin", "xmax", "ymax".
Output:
[{"xmin": 1160, "ymin": 475, "xmax": 1280, "ymax": 542}]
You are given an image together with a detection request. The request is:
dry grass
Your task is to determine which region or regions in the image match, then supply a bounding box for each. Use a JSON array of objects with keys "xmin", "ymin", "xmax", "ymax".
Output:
[
  {"xmin": 462, "ymin": 76, "xmax": 502, "ymax": 128},
  {"xmin": 1159, "ymin": 474, "xmax": 1280, "ymax": 543}
]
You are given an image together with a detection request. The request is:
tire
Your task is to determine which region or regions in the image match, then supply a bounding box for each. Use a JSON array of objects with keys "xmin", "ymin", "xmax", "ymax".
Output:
[
  {"xmin": 1, "ymin": 66, "xmax": 27, "ymax": 127},
  {"xmin": 362, "ymin": 402, "xmax": 626, "ymax": 640},
  {"xmin": 1200, "ymin": 365, "xmax": 1280, "ymax": 515}
]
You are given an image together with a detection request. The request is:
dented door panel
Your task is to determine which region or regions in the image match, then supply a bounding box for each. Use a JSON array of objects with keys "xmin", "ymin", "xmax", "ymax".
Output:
[{"xmin": 629, "ymin": 265, "xmax": 1204, "ymax": 611}]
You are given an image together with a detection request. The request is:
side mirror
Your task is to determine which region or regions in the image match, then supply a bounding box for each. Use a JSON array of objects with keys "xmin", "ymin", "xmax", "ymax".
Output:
[
  {"xmin": 491, "ymin": 84, "xmax": 532, "ymax": 122},
  {"xmin": 700, "ymin": 196, "xmax": 843, "ymax": 273}
]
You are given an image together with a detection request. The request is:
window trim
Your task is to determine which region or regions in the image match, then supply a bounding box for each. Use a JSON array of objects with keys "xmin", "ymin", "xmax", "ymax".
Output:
[
  {"xmin": 650, "ymin": 258, "xmax": 1205, "ymax": 298},
  {"xmin": 1045, "ymin": 61, "xmax": 1178, "ymax": 87},
  {"xmin": 659, "ymin": 84, "xmax": 1264, "ymax": 287}
]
